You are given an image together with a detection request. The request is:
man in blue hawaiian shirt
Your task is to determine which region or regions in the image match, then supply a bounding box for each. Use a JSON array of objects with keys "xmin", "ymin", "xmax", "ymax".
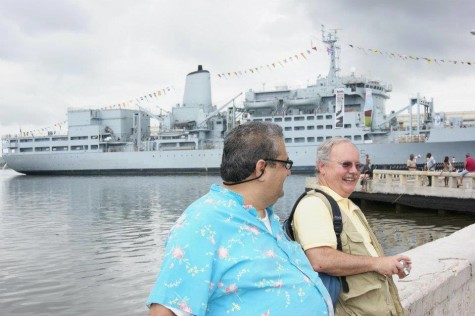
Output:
[{"xmin": 147, "ymin": 122, "xmax": 333, "ymax": 316}]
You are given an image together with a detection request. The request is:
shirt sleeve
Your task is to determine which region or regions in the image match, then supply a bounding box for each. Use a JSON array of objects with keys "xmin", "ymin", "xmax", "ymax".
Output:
[
  {"xmin": 292, "ymin": 195, "xmax": 337, "ymax": 251},
  {"xmin": 146, "ymin": 213, "xmax": 216, "ymax": 315}
]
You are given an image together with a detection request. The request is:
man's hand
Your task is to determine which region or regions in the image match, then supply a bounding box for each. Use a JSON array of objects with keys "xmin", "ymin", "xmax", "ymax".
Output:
[{"xmin": 372, "ymin": 255, "xmax": 412, "ymax": 278}]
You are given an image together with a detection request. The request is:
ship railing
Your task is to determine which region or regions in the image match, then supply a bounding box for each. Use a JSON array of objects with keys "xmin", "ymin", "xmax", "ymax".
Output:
[
  {"xmin": 372, "ymin": 169, "xmax": 475, "ymax": 190},
  {"xmin": 396, "ymin": 135, "xmax": 426, "ymax": 143}
]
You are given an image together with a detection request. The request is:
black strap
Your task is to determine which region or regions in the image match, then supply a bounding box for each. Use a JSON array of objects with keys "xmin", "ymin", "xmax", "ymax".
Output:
[{"xmin": 284, "ymin": 188, "xmax": 349, "ymax": 293}]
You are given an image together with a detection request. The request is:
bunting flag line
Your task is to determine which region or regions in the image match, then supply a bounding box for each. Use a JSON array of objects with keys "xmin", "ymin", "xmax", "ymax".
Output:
[
  {"xmin": 347, "ymin": 44, "xmax": 473, "ymax": 66},
  {"xmin": 217, "ymin": 39, "xmax": 472, "ymax": 81},
  {"xmin": 216, "ymin": 45, "xmax": 319, "ymax": 79}
]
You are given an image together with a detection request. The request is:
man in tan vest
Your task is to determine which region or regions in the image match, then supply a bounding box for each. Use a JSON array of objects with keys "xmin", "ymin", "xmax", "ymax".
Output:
[{"xmin": 292, "ymin": 138, "xmax": 412, "ymax": 315}]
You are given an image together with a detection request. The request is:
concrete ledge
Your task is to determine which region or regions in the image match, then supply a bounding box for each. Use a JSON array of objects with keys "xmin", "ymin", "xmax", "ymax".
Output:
[{"xmin": 395, "ymin": 223, "xmax": 475, "ymax": 315}]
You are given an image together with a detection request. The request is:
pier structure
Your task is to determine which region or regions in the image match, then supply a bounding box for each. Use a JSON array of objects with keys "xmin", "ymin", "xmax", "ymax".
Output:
[{"xmin": 350, "ymin": 170, "xmax": 475, "ymax": 213}]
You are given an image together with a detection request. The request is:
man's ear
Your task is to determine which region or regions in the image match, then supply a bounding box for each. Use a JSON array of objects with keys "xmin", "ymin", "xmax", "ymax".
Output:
[
  {"xmin": 317, "ymin": 160, "xmax": 325, "ymax": 175},
  {"xmin": 255, "ymin": 159, "xmax": 267, "ymax": 175}
]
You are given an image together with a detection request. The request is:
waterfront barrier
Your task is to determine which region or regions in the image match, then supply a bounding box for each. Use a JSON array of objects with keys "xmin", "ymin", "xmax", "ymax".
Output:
[
  {"xmin": 396, "ymin": 223, "xmax": 475, "ymax": 315},
  {"xmin": 350, "ymin": 170, "xmax": 475, "ymax": 213},
  {"xmin": 372, "ymin": 170, "xmax": 475, "ymax": 190}
]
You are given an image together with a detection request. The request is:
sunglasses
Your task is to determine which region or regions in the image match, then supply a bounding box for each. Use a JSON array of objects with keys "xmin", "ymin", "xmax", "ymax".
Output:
[
  {"xmin": 334, "ymin": 161, "xmax": 362, "ymax": 170},
  {"xmin": 265, "ymin": 158, "xmax": 293, "ymax": 170}
]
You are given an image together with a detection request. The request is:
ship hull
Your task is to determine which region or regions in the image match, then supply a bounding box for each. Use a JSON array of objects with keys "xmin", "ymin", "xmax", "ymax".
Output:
[{"xmin": 4, "ymin": 140, "xmax": 473, "ymax": 175}]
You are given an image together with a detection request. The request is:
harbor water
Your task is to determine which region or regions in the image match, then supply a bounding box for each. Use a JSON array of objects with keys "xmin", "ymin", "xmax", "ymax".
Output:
[{"xmin": 1, "ymin": 169, "xmax": 474, "ymax": 316}]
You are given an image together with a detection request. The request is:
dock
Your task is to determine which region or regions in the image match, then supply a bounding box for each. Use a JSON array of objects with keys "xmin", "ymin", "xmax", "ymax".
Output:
[{"xmin": 350, "ymin": 170, "xmax": 475, "ymax": 214}]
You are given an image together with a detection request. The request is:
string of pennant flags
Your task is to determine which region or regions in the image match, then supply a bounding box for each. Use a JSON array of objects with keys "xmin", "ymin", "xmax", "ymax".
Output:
[
  {"xmin": 14, "ymin": 86, "xmax": 174, "ymax": 137},
  {"xmin": 216, "ymin": 45, "xmax": 319, "ymax": 79},
  {"xmin": 216, "ymin": 40, "xmax": 472, "ymax": 79},
  {"xmin": 94, "ymin": 86, "xmax": 175, "ymax": 110},
  {"xmin": 347, "ymin": 44, "xmax": 473, "ymax": 66}
]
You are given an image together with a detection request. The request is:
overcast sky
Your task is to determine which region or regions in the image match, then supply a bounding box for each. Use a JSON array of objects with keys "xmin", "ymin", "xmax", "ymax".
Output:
[{"xmin": 1, "ymin": 0, "xmax": 474, "ymax": 137}]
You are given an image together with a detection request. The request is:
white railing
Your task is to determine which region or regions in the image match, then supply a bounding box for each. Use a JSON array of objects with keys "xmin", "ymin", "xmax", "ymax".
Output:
[{"xmin": 372, "ymin": 170, "xmax": 475, "ymax": 190}]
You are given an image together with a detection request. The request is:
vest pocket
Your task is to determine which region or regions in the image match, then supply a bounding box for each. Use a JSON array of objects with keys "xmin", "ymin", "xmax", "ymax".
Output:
[
  {"xmin": 341, "ymin": 272, "xmax": 385, "ymax": 300},
  {"xmin": 342, "ymin": 229, "xmax": 366, "ymax": 256}
]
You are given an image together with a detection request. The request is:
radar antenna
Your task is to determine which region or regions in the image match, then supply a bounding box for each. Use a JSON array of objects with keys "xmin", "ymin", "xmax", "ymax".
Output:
[{"xmin": 321, "ymin": 25, "xmax": 341, "ymax": 84}]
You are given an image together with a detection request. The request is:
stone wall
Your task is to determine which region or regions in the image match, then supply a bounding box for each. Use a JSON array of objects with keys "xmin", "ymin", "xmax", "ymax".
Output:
[{"xmin": 395, "ymin": 223, "xmax": 475, "ymax": 315}]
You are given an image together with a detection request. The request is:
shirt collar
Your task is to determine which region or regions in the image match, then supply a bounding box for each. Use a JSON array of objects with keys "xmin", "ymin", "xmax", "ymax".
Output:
[
  {"xmin": 211, "ymin": 184, "xmax": 275, "ymax": 218},
  {"xmin": 318, "ymin": 185, "xmax": 351, "ymax": 209}
]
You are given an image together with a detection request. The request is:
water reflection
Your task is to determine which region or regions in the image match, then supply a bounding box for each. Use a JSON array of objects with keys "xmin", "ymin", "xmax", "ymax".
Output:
[{"xmin": 0, "ymin": 170, "xmax": 474, "ymax": 315}]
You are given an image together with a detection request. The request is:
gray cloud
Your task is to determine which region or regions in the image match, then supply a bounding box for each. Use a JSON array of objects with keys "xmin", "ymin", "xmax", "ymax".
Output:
[{"xmin": 1, "ymin": 0, "xmax": 474, "ymax": 137}]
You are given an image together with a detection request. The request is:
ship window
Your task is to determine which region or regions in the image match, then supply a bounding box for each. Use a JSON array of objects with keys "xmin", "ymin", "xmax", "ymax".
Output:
[
  {"xmin": 326, "ymin": 136, "xmax": 332, "ymax": 140},
  {"xmin": 307, "ymin": 126, "xmax": 315, "ymax": 130},
  {"xmin": 216, "ymin": 121, "xmax": 222, "ymax": 124},
  {"xmin": 326, "ymin": 115, "xmax": 332, "ymax": 119},
  {"xmin": 19, "ymin": 147, "xmax": 33, "ymax": 152},
  {"xmin": 285, "ymin": 138, "xmax": 292, "ymax": 143},
  {"xmin": 284, "ymin": 117, "xmax": 292, "ymax": 121},
  {"xmin": 326, "ymin": 125, "xmax": 333, "ymax": 129},
  {"xmin": 295, "ymin": 116, "xmax": 304, "ymax": 121},
  {"xmin": 344, "ymin": 124, "xmax": 351, "ymax": 128},
  {"xmin": 354, "ymin": 135, "xmax": 362, "ymax": 141},
  {"xmin": 71, "ymin": 145, "xmax": 86, "ymax": 150},
  {"xmin": 344, "ymin": 135, "xmax": 352, "ymax": 140},
  {"xmin": 274, "ymin": 117, "xmax": 282, "ymax": 122},
  {"xmin": 34, "ymin": 138, "xmax": 50, "ymax": 142},
  {"xmin": 34, "ymin": 147, "xmax": 50, "ymax": 152},
  {"xmin": 71, "ymin": 136, "xmax": 88, "ymax": 140},
  {"xmin": 253, "ymin": 119, "xmax": 263, "ymax": 122},
  {"xmin": 52, "ymin": 146, "xmax": 68, "ymax": 151},
  {"xmin": 317, "ymin": 125, "xmax": 324, "ymax": 130},
  {"xmin": 91, "ymin": 135, "xmax": 99, "ymax": 139},
  {"xmin": 294, "ymin": 126, "xmax": 305, "ymax": 131},
  {"xmin": 294, "ymin": 137, "xmax": 305, "ymax": 143},
  {"xmin": 317, "ymin": 136, "xmax": 324, "ymax": 142},
  {"xmin": 265, "ymin": 118, "xmax": 272, "ymax": 122},
  {"xmin": 91, "ymin": 145, "xmax": 99, "ymax": 150},
  {"xmin": 284, "ymin": 127, "xmax": 292, "ymax": 131},
  {"xmin": 307, "ymin": 137, "xmax": 315, "ymax": 142},
  {"xmin": 52, "ymin": 137, "xmax": 68, "ymax": 141},
  {"xmin": 317, "ymin": 115, "xmax": 323, "ymax": 120},
  {"xmin": 20, "ymin": 138, "xmax": 33, "ymax": 143},
  {"xmin": 306, "ymin": 116, "xmax": 315, "ymax": 120}
]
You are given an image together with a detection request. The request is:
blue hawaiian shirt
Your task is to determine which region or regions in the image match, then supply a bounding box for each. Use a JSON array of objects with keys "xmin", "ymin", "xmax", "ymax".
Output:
[{"xmin": 147, "ymin": 184, "xmax": 333, "ymax": 316}]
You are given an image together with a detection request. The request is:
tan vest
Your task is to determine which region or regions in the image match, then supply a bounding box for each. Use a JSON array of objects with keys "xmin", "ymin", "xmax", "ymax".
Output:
[{"xmin": 336, "ymin": 204, "xmax": 405, "ymax": 316}]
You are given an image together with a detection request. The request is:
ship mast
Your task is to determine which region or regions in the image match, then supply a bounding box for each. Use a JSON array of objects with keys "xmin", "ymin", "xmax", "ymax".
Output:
[{"xmin": 321, "ymin": 26, "xmax": 341, "ymax": 85}]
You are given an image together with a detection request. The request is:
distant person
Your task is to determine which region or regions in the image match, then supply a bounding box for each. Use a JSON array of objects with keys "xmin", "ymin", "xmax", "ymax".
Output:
[
  {"xmin": 146, "ymin": 122, "xmax": 333, "ymax": 316},
  {"xmin": 407, "ymin": 154, "xmax": 417, "ymax": 171},
  {"xmin": 360, "ymin": 172, "xmax": 369, "ymax": 191},
  {"xmin": 440, "ymin": 156, "xmax": 453, "ymax": 187},
  {"xmin": 457, "ymin": 153, "xmax": 475, "ymax": 188},
  {"xmin": 361, "ymin": 155, "xmax": 373, "ymax": 179},
  {"xmin": 426, "ymin": 153, "xmax": 436, "ymax": 186},
  {"xmin": 360, "ymin": 157, "xmax": 372, "ymax": 191},
  {"xmin": 292, "ymin": 138, "xmax": 410, "ymax": 315}
]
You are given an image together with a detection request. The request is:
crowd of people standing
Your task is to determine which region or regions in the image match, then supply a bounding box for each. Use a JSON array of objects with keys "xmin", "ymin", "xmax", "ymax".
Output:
[{"xmin": 406, "ymin": 152, "xmax": 475, "ymax": 187}]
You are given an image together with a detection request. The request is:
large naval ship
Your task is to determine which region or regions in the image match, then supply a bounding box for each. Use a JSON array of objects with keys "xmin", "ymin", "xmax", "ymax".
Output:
[{"xmin": 2, "ymin": 30, "xmax": 475, "ymax": 175}]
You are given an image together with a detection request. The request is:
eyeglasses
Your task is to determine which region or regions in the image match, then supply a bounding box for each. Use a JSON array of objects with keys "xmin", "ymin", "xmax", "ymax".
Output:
[
  {"xmin": 265, "ymin": 158, "xmax": 293, "ymax": 170},
  {"xmin": 334, "ymin": 161, "xmax": 362, "ymax": 170}
]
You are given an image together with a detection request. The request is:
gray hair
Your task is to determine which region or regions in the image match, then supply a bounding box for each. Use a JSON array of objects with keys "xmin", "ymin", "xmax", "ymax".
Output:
[
  {"xmin": 220, "ymin": 121, "xmax": 283, "ymax": 182},
  {"xmin": 315, "ymin": 137, "xmax": 358, "ymax": 174}
]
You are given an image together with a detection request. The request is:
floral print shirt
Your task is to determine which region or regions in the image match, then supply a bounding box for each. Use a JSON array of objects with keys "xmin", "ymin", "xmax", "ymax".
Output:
[{"xmin": 147, "ymin": 184, "xmax": 333, "ymax": 316}]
